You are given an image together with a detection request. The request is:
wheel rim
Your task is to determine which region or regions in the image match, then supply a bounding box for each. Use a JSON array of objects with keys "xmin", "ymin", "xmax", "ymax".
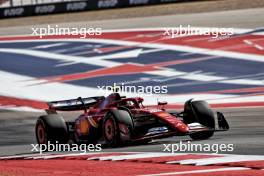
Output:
[
  {"xmin": 104, "ymin": 118, "xmax": 115, "ymax": 141},
  {"xmin": 37, "ymin": 122, "xmax": 46, "ymax": 144}
]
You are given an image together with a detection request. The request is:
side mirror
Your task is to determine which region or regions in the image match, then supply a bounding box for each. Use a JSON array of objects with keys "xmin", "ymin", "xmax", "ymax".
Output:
[{"xmin": 158, "ymin": 101, "xmax": 168, "ymax": 106}]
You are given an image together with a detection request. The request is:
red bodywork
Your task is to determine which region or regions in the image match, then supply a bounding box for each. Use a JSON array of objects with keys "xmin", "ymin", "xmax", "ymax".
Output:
[{"xmin": 73, "ymin": 93, "xmax": 189, "ymax": 138}]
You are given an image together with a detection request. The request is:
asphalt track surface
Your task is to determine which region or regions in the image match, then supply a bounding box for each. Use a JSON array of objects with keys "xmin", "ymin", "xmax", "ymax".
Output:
[
  {"xmin": 0, "ymin": 107, "xmax": 263, "ymax": 156},
  {"xmin": 0, "ymin": 5, "xmax": 264, "ymax": 158}
]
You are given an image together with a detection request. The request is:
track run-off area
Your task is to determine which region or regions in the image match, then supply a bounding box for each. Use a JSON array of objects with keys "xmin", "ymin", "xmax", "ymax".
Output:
[{"xmin": 0, "ymin": 28, "xmax": 264, "ymax": 109}]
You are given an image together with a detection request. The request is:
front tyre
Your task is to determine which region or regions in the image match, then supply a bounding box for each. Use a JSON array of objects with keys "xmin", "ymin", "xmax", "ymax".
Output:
[{"xmin": 185, "ymin": 101, "xmax": 215, "ymax": 140}]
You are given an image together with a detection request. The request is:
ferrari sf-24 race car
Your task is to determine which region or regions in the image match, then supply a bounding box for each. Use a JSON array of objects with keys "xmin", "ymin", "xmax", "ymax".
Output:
[{"xmin": 35, "ymin": 93, "xmax": 229, "ymax": 147}]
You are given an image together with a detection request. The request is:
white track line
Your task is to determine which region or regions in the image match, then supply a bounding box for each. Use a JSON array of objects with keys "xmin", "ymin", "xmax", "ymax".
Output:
[
  {"xmin": 168, "ymin": 155, "xmax": 264, "ymax": 166},
  {"xmin": 254, "ymin": 44, "xmax": 263, "ymax": 50},
  {"xmin": 0, "ymin": 153, "xmax": 50, "ymax": 160},
  {"xmin": 31, "ymin": 43, "xmax": 68, "ymax": 49},
  {"xmin": 138, "ymin": 167, "xmax": 250, "ymax": 176},
  {"xmin": 88, "ymin": 152, "xmax": 186, "ymax": 161}
]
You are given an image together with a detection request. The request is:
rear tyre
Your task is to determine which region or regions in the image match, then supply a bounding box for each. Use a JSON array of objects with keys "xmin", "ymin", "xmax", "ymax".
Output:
[
  {"xmin": 103, "ymin": 112, "xmax": 121, "ymax": 147},
  {"xmin": 185, "ymin": 101, "xmax": 215, "ymax": 140},
  {"xmin": 35, "ymin": 115, "xmax": 68, "ymax": 144}
]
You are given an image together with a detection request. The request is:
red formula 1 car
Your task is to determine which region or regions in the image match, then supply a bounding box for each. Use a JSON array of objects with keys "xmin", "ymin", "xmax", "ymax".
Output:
[{"xmin": 35, "ymin": 93, "xmax": 229, "ymax": 147}]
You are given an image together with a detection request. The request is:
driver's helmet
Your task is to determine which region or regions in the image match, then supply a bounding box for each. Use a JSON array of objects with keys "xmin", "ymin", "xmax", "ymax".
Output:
[{"xmin": 104, "ymin": 93, "xmax": 121, "ymax": 106}]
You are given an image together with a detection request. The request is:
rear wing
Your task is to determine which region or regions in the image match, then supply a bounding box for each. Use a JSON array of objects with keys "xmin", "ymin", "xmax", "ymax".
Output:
[{"xmin": 47, "ymin": 96, "xmax": 105, "ymax": 111}]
